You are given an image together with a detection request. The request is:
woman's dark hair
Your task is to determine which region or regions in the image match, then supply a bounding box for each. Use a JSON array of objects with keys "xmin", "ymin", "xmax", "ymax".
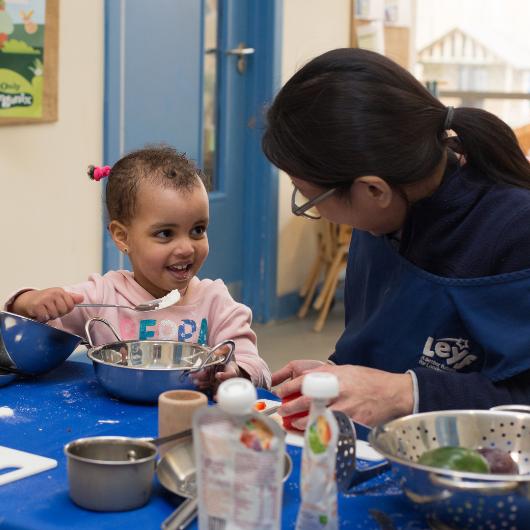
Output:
[
  {"xmin": 89, "ymin": 145, "xmax": 207, "ymax": 224},
  {"xmin": 262, "ymin": 48, "xmax": 530, "ymax": 190}
]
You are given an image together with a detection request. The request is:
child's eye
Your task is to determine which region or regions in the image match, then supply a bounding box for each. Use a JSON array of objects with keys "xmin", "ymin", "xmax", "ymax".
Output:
[
  {"xmin": 191, "ymin": 225, "xmax": 207, "ymax": 238},
  {"xmin": 154, "ymin": 229, "xmax": 173, "ymax": 239}
]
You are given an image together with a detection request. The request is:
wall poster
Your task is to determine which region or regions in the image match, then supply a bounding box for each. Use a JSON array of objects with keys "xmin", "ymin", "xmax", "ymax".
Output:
[{"xmin": 0, "ymin": 0, "xmax": 58, "ymax": 124}]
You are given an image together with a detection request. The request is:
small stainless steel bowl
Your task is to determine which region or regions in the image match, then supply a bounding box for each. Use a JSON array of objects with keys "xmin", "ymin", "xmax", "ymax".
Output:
[
  {"xmin": 157, "ymin": 434, "xmax": 293, "ymax": 498},
  {"xmin": 64, "ymin": 436, "xmax": 158, "ymax": 512},
  {"xmin": 87, "ymin": 340, "xmax": 230, "ymax": 402},
  {"xmin": 156, "ymin": 433, "xmax": 293, "ymax": 529},
  {"xmin": 0, "ymin": 310, "xmax": 82, "ymax": 375},
  {"xmin": 85, "ymin": 317, "xmax": 235, "ymax": 403}
]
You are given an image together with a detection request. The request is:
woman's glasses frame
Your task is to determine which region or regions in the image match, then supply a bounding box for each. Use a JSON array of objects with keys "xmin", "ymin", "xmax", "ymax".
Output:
[{"xmin": 291, "ymin": 186, "xmax": 336, "ymax": 220}]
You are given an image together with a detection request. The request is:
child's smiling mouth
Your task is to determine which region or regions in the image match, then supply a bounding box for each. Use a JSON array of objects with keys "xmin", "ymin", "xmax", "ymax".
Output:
[{"xmin": 167, "ymin": 263, "xmax": 193, "ymax": 282}]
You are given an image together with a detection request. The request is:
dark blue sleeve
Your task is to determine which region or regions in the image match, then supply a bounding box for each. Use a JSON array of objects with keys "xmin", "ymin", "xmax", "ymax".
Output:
[
  {"xmin": 490, "ymin": 204, "xmax": 530, "ymax": 274},
  {"xmin": 413, "ymin": 367, "xmax": 530, "ymax": 412}
]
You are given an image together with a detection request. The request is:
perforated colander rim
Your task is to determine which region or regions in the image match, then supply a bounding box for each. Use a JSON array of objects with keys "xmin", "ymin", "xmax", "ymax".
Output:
[{"xmin": 369, "ymin": 409, "xmax": 530, "ymax": 482}]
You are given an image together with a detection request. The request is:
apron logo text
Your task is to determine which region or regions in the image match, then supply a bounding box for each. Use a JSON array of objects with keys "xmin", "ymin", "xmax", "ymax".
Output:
[{"xmin": 420, "ymin": 336, "xmax": 478, "ymax": 371}]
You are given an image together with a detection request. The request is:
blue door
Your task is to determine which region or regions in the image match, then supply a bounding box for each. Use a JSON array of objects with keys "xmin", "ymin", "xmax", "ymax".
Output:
[{"xmin": 104, "ymin": 0, "xmax": 281, "ymax": 320}]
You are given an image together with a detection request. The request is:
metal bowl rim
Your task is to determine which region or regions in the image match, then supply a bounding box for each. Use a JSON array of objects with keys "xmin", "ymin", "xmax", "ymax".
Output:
[
  {"xmin": 156, "ymin": 435, "xmax": 293, "ymax": 498},
  {"xmin": 0, "ymin": 370, "xmax": 17, "ymax": 386},
  {"xmin": 1, "ymin": 310, "xmax": 83, "ymax": 341},
  {"xmin": 87, "ymin": 339, "xmax": 226, "ymax": 371},
  {"xmin": 64, "ymin": 435, "xmax": 158, "ymax": 465},
  {"xmin": 369, "ymin": 409, "xmax": 530, "ymax": 482}
]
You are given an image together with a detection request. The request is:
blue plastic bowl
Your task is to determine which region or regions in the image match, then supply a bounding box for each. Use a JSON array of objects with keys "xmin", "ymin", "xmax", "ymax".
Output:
[{"xmin": 0, "ymin": 311, "xmax": 83, "ymax": 375}]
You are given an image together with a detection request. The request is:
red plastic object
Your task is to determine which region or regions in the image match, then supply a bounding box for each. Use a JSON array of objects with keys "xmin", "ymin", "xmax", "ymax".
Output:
[{"xmin": 281, "ymin": 392, "xmax": 308, "ymax": 431}]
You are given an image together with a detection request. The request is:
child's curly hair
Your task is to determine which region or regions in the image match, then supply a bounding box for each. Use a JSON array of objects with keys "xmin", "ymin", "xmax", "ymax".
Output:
[{"xmin": 89, "ymin": 145, "xmax": 208, "ymax": 224}]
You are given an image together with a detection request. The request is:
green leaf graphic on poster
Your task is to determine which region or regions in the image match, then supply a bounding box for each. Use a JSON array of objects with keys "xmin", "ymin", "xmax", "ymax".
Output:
[{"xmin": 0, "ymin": 0, "xmax": 46, "ymax": 118}]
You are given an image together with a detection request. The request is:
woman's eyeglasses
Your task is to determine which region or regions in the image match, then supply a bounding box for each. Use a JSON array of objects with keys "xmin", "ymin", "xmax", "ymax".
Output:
[{"xmin": 291, "ymin": 186, "xmax": 336, "ymax": 220}]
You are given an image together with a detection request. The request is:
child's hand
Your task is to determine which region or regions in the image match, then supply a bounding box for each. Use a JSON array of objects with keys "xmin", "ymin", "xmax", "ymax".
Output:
[
  {"xmin": 191, "ymin": 344, "xmax": 243, "ymax": 390},
  {"xmin": 213, "ymin": 360, "xmax": 243, "ymax": 383},
  {"xmin": 11, "ymin": 288, "xmax": 84, "ymax": 322}
]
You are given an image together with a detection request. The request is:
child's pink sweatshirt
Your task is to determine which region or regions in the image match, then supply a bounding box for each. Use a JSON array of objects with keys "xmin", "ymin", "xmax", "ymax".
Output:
[{"xmin": 5, "ymin": 270, "xmax": 271, "ymax": 389}]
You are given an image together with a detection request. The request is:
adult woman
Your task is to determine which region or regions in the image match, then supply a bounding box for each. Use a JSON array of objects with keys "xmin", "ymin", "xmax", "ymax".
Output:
[{"xmin": 262, "ymin": 48, "xmax": 530, "ymax": 427}]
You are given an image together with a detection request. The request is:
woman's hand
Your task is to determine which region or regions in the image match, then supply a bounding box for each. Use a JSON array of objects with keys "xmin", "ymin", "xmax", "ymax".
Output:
[
  {"xmin": 272, "ymin": 360, "xmax": 326, "ymax": 430},
  {"xmin": 11, "ymin": 288, "xmax": 84, "ymax": 322},
  {"xmin": 271, "ymin": 359, "xmax": 326, "ymax": 388},
  {"xmin": 273, "ymin": 360, "xmax": 414, "ymax": 428}
]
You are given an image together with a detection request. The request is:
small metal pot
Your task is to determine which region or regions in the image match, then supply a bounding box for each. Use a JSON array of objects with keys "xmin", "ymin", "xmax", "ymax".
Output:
[
  {"xmin": 85, "ymin": 317, "xmax": 235, "ymax": 403},
  {"xmin": 64, "ymin": 436, "xmax": 158, "ymax": 511},
  {"xmin": 0, "ymin": 310, "xmax": 83, "ymax": 375}
]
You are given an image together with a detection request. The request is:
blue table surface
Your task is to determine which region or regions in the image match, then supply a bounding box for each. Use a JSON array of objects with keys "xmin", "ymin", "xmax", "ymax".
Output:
[{"xmin": 0, "ymin": 361, "xmax": 430, "ymax": 529}]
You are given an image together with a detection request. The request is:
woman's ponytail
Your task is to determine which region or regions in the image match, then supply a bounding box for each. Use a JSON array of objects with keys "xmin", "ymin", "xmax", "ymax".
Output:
[{"xmin": 449, "ymin": 107, "xmax": 530, "ymax": 189}]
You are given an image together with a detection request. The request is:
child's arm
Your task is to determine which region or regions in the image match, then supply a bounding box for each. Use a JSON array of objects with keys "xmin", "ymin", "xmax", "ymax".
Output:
[
  {"xmin": 207, "ymin": 281, "xmax": 272, "ymax": 389},
  {"xmin": 9, "ymin": 287, "xmax": 84, "ymax": 322},
  {"xmin": 5, "ymin": 273, "xmax": 112, "ymax": 340}
]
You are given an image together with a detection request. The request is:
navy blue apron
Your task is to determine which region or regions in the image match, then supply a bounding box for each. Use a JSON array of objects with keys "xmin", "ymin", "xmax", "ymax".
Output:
[{"xmin": 330, "ymin": 230, "xmax": 530, "ymax": 382}]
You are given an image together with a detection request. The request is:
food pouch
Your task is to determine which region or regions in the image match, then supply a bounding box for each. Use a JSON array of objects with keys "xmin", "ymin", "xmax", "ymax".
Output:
[
  {"xmin": 193, "ymin": 378, "xmax": 285, "ymax": 530},
  {"xmin": 296, "ymin": 372, "xmax": 339, "ymax": 530}
]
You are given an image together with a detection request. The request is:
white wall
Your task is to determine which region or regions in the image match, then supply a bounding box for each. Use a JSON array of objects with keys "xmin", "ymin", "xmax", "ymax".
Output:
[
  {"xmin": 0, "ymin": 1, "xmax": 104, "ymax": 303},
  {"xmin": 277, "ymin": 0, "xmax": 351, "ymax": 296}
]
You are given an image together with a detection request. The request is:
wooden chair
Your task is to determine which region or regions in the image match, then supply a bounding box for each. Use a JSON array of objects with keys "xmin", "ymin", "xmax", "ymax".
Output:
[
  {"xmin": 514, "ymin": 123, "xmax": 530, "ymax": 157},
  {"xmin": 298, "ymin": 222, "xmax": 352, "ymax": 332},
  {"xmin": 312, "ymin": 224, "xmax": 352, "ymax": 331},
  {"xmin": 297, "ymin": 219, "xmax": 336, "ymax": 319}
]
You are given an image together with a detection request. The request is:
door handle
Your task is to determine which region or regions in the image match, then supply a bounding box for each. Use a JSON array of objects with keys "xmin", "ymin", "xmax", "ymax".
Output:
[{"xmin": 225, "ymin": 42, "xmax": 255, "ymax": 74}]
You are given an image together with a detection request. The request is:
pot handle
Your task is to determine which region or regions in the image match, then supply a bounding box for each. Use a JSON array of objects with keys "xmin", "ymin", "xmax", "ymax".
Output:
[
  {"xmin": 141, "ymin": 428, "xmax": 192, "ymax": 447},
  {"xmin": 429, "ymin": 472, "xmax": 519, "ymax": 492},
  {"xmin": 189, "ymin": 339, "xmax": 236, "ymax": 374},
  {"xmin": 84, "ymin": 316, "xmax": 122, "ymax": 348},
  {"xmin": 161, "ymin": 497, "xmax": 198, "ymax": 530}
]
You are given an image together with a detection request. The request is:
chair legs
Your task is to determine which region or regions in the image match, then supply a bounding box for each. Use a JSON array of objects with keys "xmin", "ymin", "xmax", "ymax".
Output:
[
  {"xmin": 297, "ymin": 222, "xmax": 351, "ymax": 331},
  {"xmin": 297, "ymin": 258, "xmax": 324, "ymax": 319},
  {"xmin": 299, "ymin": 254, "xmax": 322, "ymax": 298},
  {"xmin": 313, "ymin": 244, "xmax": 347, "ymax": 311},
  {"xmin": 313, "ymin": 260, "xmax": 343, "ymax": 332}
]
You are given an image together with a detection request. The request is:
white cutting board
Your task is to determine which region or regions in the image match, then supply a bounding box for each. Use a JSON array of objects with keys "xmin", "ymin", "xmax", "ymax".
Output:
[{"xmin": 0, "ymin": 445, "xmax": 57, "ymax": 486}]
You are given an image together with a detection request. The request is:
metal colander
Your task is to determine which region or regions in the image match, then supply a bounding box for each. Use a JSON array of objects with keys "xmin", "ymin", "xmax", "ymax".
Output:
[{"xmin": 369, "ymin": 410, "xmax": 530, "ymax": 529}]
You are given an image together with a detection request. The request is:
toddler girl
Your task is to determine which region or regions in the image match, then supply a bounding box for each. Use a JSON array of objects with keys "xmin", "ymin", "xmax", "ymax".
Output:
[{"xmin": 6, "ymin": 145, "xmax": 271, "ymax": 389}]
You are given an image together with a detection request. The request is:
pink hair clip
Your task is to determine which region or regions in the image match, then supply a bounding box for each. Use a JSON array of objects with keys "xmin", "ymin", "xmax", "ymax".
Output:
[{"xmin": 88, "ymin": 165, "xmax": 111, "ymax": 182}]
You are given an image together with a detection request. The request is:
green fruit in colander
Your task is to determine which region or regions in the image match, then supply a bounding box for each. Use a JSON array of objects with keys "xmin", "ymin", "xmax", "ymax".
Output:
[{"xmin": 418, "ymin": 446, "xmax": 490, "ymax": 473}]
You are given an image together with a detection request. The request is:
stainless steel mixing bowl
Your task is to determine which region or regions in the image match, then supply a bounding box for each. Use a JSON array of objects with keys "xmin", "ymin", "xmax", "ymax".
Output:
[
  {"xmin": 85, "ymin": 317, "xmax": 235, "ymax": 403},
  {"xmin": 369, "ymin": 410, "xmax": 530, "ymax": 529},
  {"xmin": 0, "ymin": 310, "xmax": 83, "ymax": 375}
]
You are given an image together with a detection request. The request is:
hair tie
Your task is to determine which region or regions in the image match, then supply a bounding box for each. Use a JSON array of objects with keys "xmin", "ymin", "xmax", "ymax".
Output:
[
  {"xmin": 87, "ymin": 165, "xmax": 111, "ymax": 182},
  {"xmin": 443, "ymin": 106, "xmax": 454, "ymax": 131}
]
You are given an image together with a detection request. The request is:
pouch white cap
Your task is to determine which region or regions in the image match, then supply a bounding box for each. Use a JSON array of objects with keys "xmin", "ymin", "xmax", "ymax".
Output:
[
  {"xmin": 302, "ymin": 372, "xmax": 339, "ymax": 400},
  {"xmin": 217, "ymin": 378, "xmax": 257, "ymax": 415}
]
